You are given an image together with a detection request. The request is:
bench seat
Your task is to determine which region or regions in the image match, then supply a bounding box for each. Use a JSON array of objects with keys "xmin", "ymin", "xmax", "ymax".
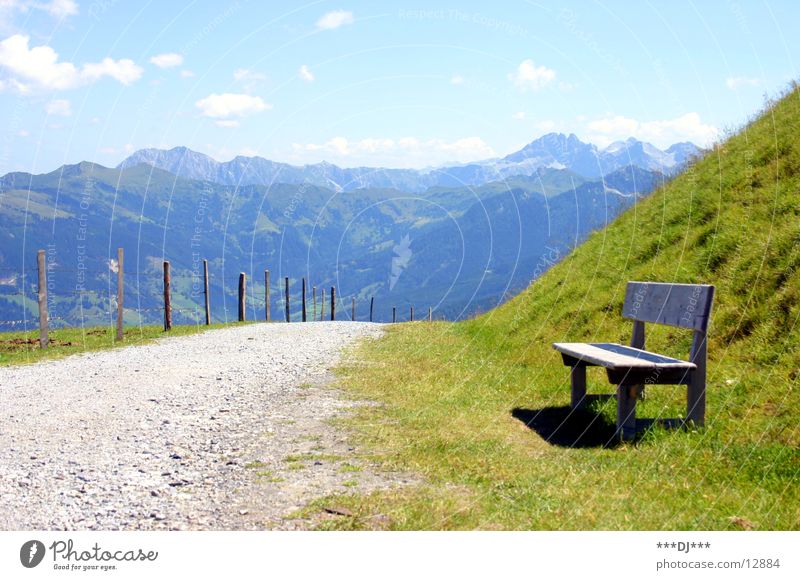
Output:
[
  {"xmin": 553, "ymin": 342, "xmax": 696, "ymax": 370},
  {"xmin": 553, "ymin": 342, "xmax": 696, "ymax": 386}
]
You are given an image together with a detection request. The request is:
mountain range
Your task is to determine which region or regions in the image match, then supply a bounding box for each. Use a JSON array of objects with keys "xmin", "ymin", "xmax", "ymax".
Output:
[
  {"xmin": 0, "ymin": 134, "xmax": 698, "ymax": 327},
  {"xmin": 117, "ymin": 133, "xmax": 699, "ymax": 192}
]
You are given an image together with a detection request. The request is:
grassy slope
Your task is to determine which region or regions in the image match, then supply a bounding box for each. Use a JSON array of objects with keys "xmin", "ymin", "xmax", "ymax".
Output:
[
  {"xmin": 0, "ymin": 322, "xmax": 253, "ymax": 366},
  {"xmin": 322, "ymin": 87, "xmax": 800, "ymax": 530}
]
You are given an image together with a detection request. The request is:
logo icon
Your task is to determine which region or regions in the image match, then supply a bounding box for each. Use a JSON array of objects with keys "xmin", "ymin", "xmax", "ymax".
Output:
[{"xmin": 20, "ymin": 540, "xmax": 46, "ymax": 568}]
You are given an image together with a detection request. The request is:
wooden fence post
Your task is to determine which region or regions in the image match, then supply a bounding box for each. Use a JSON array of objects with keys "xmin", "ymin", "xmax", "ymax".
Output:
[
  {"xmin": 238, "ymin": 272, "xmax": 246, "ymax": 321},
  {"xmin": 302, "ymin": 278, "xmax": 307, "ymax": 322},
  {"xmin": 428, "ymin": 306, "xmax": 432, "ymax": 322},
  {"xmin": 163, "ymin": 260, "xmax": 172, "ymax": 331},
  {"xmin": 204, "ymin": 260, "xmax": 211, "ymax": 325},
  {"xmin": 369, "ymin": 297, "xmax": 374, "ymax": 322},
  {"xmin": 330, "ymin": 286, "xmax": 336, "ymax": 321},
  {"xmin": 312, "ymin": 286, "xmax": 317, "ymax": 322},
  {"xmin": 410, "ymin": 306, "xmax": 414, "ymax": 322},
  {"xmin": 285, "ymin": 277, "xmax": 290, "ymax": 322},
  {"xmin": 37, "ymin": 249, "xmax": 48, "ymax": 349},
  {"xmin": 265, "ymin": 269, "xmax": 271, "ymax": 322},
  {"xmin": 351, "ymin": 297, "xmax": 356, "ymax": 321},
  {"xmin": 392, "ymin": 307, "xmax": 396, "ymax": 323},
  {"xmin": 116, "ymin": 248, "xmax": 124, "ymax": 341}
]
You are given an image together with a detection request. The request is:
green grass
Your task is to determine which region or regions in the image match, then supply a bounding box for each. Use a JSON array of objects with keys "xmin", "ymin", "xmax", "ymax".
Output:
[
  {"xmin": 322, "ymin": 86, "xmax": 800, "ymax": 530},
  {"xmin": 0, "ymin": 321, "xmax": 255, "ymax": 366}
]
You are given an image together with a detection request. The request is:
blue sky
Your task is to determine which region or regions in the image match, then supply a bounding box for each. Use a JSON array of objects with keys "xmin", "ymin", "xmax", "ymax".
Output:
[{"xmin": 0, "ymin": 0, "xmax": 797, "ymax": 173}]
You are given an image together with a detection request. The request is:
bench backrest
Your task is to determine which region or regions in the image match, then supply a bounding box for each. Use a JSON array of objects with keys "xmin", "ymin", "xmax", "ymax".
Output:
[{"xmin": 622, "ymin": 281, "xmax": 715, "ymax": 332}]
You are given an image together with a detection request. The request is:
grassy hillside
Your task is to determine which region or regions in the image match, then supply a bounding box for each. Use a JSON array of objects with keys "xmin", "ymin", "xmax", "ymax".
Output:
[{"xmin": 318, "ymin": 86, "xmax": 800, "ymax": 530}]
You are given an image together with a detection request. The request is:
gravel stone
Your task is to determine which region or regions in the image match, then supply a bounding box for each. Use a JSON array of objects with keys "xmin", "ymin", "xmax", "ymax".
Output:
[{"xmin": 0, "ymin": 322, "xmax": 413, "ymax": 530}]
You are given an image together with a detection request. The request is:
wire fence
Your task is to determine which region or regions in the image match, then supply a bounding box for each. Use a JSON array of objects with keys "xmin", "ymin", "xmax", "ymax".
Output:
[{"xmin": 0, "ymin": 249, "xmax": 437, "ymax": 341}]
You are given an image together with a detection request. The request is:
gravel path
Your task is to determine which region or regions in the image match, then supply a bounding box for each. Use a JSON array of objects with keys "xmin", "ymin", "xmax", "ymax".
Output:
[{"xmin": 0, "ymin": 322, "xmax": 410, "ymax": 530}]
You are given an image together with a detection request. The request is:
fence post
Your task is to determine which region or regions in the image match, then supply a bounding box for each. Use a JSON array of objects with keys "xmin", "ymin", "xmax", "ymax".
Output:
[
  {"xmin": 410, "ymin": 306, "xmax": 414, "ymax": 322},
  {"xmin": 428, "ymin": 306, "xmax": 432, "ymax": 322},
  {"xmin": 163, "ymin": 260, "xmax": 172, "ymax": 331},
  {"xmin": 320, "ymin": 288, "xmax": 325, "ymax": 321},
  {"xmin": 37, "ymin": 249, "xmax": 48, "ymax": 349},
  {"xmin": 264, "ymin": 269, "xmax": 270, "ymax": 322},
  {"xmin": 238, "ymin": 272, "xmax": 246, "ymax": 321},
  {"xmin": 116, "ymin": 248, "xmax": 124, "ymax": 341},
  {"xmin": 392, "ymin": 307, "xmax": 396, "ymax": 323},
  {"xmin": 285, "ymin": 277, "xmax": 290, "ymax": 322},
  {"xmin": 312, "ymin": 286, "xmax": 317, "ymax": 321},
  {"xmin": 302, "ymin": 278, "xmax": 307, "ymax": 322},
  {"xmin": 330, "ymin": 286, "xmax": 336, "ymax": 321},
  {"xmin": 351, "ymin": 297, "xmax": 356, "ymax": 321},
  {"xmin": 369, "ymin": 296, "xmax": 374, "ymax": 322},
  {"xmin": 203, "ymin": 260, "xmax": 211, "ymax": 325}
]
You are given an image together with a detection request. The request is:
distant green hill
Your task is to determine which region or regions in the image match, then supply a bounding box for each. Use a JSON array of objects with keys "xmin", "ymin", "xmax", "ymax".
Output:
[
  {"xmin": 0, "ymin": 160, "xmax": 658, "ymax": 328},
  {"xmin": 331, "ymin": 85, "xmax": 800, "ymax": 530}
]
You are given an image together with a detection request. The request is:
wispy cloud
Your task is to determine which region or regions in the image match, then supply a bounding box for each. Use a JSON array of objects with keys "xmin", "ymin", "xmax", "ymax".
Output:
[
  {"xmin": 233, "ymin": 68, "xmax": 266, "ymax": 91},
  {"xmin": 726, "ymin": 76, "xmax": 762, "ymax": 90},
  {"xmin": 149, "ymin": 53, "xmax": 183, "ymax": 69},
  {"xmin": 298, "ymin": 64, "xmax": 314, "ymax": 82},
  {"xmin": 316, "ymin": 10, "xmax": 354, "ymax": 30},
  {"xmin": 450, "ymin": 74, "xmax": 464, "ymax": 86},
  {"xmin": 45, "ymin": 98, "xmax": 71, "ymax": 116},
  {"xmin": 509, "ymin": 59, "xmax": 555, "ymax": 92},
  {"xmin": 2, "ymin": 0, "xmax": 78, "ymax": 19},
  {"xmin": 0, "ymin": 34, "xmax": 142, "ymax": 93},
  {"xmin": 42, "ymin": 0, "xmax": 78, "ymax": 18},
  {"xmin": 195, "ymin": 93, "xmax": 271, "ymax": 119},
  {"xmin": 291, "ymin": 136, "xmax": 495, "ymax": 168}
]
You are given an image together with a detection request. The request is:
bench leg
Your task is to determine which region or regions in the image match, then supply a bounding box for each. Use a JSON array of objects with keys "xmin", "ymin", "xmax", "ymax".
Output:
[
  {"xmin": 687, "ymin": 376, "xmax": 705, "ymax": 427},
  {"xmin": 570, "ymin": 365, "xmax": 587, "ymax": 409},
  {"xmin": 616, "ymin": 384, "xmax": 638, "ymax": 441},
  {"xmin": 687, "ymin": 331, "xmax": 708, "ymax": 427}
]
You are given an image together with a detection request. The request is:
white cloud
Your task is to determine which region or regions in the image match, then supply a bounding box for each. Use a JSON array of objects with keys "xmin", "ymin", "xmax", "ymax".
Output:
[
  {"xmin": 291, "ymin": 136, "xmax": 495, "ymax": 168},
  {"xmin": 215, "ymin": 119, "xmax": 240, "ymax": 128},
  {"xmin": 509, "ymin": 59, "xmax": 555, "ymax": 92},
  {"xmin": 316, "ymin": 10, "xmax": 353, "ymax": 30},
  {"xmin": 585, "ymin": 112, "xmax": 718, "ymax": 148},
  {"xmin": 726, "ymin": 76, "xmax": 762, "ymax": 90},
  {"xmin": 149, "ymin": 52, "xmax": 183, "ymax": 69},
  {"xmin": 45, "ymin": 98, "xmax": 71, "ymax": 116},
  {"xmin": 180, "ymin": 69, "xmax": 195, "ymax": 78},
  {"xmin": 512, "ymin": 111, "xmax": 526, "ymax": 120},
  {"xmin": 298, "ymin": 64, "xmax": 314, "ymax": 82},
  {"xmin": 450, "ymin": 74, "xmax": 464, "ymax": 86},
  {"xmin": 17, "ymin": 128, "xmax": 28, "ymax": 137},
  {"xmin": 81, "ymin": 57, "xmax": 142, "ymax": 85},
  {"xmin": 0, "ymin": 34, "xmax": 143, "ymax": 93},
  {"xmin": 195, "ymin": 92, "xmax": 271, "ymax": 119}
]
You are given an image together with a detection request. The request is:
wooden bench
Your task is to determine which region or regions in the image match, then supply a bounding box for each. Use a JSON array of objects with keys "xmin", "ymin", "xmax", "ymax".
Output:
[{"xmin": 553, "ymin": 281, "xmax": 715, "ymax": 440}]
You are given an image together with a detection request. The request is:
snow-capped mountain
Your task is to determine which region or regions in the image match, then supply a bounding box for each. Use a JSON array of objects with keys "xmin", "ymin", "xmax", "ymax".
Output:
[{"xmin": 118, "ymin": 135, "xmax": 701, "ymax": 192}]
